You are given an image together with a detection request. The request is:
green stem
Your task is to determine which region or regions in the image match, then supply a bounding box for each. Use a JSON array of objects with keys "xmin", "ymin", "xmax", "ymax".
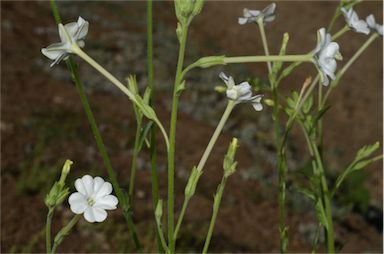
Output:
[
  {"xmin": 173, "ymin": 101, "xmax": 235, "ymax": 242},
  {"xmin": 173, "ymin": 197, "xmax": 189, "ymax": 241},
  {"xmin": 129, "ymin": 118, "xmax": 142, "ymax": 202},
  {"xmin": 257, "ymin": 18, "xmax": 272, "ymax": 73},
  {"xmin": 45, "ymin": 208, "xmax": 54, "ymax": 253},
  {"xmin": 48, "ymin": 0, "xmax": 142, "ymax": 251},
  {"xmin": 311, "ymin": 141, "xmax": 335, "ymax": 253},
  {"xmin": 72, "ymin": 46, "xmax": 169, "ymax": 150},
  {"xmin": 51, "ymin": 215, "xmax": 81, "ymax": 254},
  {"xmin": 224, "ymin": 54, "xmax": 312, "ymax": 64},
  {"xmin": 331, "ymin": 25, "xmax": 349, "ymax": 40},
  {"xmin": 147, "ymin": 0, "xmax": 162, "ymax": 252},
  {"xmin": 196, "ymin": 101, "xmax": 235, "ymax": 172},
  {"xmin": 202, "ymin": 177, "xmax": 228, "ymax": 254},
  {"xmin": 168, "ymin": 23, "xmax": 189, "ymax": 253}
]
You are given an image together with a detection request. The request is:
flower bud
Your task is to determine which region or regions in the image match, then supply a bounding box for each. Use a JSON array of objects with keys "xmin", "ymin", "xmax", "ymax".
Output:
[
  {"xmin": 59, "ymin": 159, "xmax": 73, "ymax": 187},
  {"xmin": 184, "ymin": 166, "xmax": 203, "ymax": 198},
  {"xmin": 155, "ymin": 200, "xmax": 163, "ymax": 223},
  {"xmin": 195, "ymin": 56, "xmax": 225, "ymax": 68},
  {"xmin": 223, "ymin": 138, "xmax": 239, "ymax": 178}
]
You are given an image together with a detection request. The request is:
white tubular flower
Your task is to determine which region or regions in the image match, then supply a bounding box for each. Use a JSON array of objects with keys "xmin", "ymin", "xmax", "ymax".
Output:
[
  {"xmin": 312, "ymin": 28, "xmax": 342, "ymax": 86},
  {"xmin": 219, "ymin": 72, "xmax": 263, "ymax": 111},
  {"xmin": 68, "ymin": 175, "xmax": 118, "ymax": 223},
  {"xmin": 238, "ymin": 3, "xmax": 276, "ymax": 25},
  {"xmin": 341, "ymin": 8, "xmax": 370, "ymax": 35},
  {"xmin": 366, "ymin": 14, "xmax": 383, "ymax": 36},
  {"xmin": 41, "ymin": 16, "xmax": 89, "ymax": 67}
]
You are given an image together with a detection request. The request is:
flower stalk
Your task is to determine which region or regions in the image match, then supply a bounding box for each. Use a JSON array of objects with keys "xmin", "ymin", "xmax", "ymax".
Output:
[{"xmin": 168, "ymin": 21, "xmax": 189, "ymax": 252}]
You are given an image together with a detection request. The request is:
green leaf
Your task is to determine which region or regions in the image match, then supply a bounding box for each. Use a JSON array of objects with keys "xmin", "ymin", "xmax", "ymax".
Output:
[
  {"xmin": 334, "ymin": 142, "xmax": 382, "ymax": 191},
  {"xmin": 296, "ymin": 187, "xmax": 316, "ymax": 201}
]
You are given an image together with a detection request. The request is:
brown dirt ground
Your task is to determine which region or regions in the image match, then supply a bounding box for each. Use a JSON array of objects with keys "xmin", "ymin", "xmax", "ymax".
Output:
[{"xmin": 1, "ymin": 1, "xmax": 383, "ymax": 253}]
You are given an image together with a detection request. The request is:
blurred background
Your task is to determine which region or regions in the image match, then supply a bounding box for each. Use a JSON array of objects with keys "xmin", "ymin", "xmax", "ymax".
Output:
[{"xmin": 1, "ymin": 1, "xmax": 383, "ymax": 253}]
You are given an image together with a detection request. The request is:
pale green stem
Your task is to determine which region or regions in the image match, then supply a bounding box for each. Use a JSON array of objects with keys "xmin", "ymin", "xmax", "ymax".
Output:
[
  {"xmin": 202, "ymin": 177, "xmax": 228, "ymax": 254},
  {"xmin": 173, "ymin": 101, "xmax": 235, "ymax": 242},
  {"xmin": 51, "ymin": 214, "xmax": 81, "ymax": 253},
  {"xmin": 45, "ymin": 208, "xmax": 54, "ymax": 253},
  {"xmin": 225, "ymin": 54, "xmax": 312, "ymax": 64},
  {"xmin": 331, "ymin": 25, "xmax": 350, "ymax": 40},
  {"xmin": 147, "ymin": 0, "xmax": 162, "ymax": 252},
  {"xmin": 257, "ymin": 18, "xmax": 272, "ymax": 73},
  {"xmin": 129, "ymin": 117, "xmax": 142, "ymax": 202},
  {"xmin": 168, "ymin": 23, "xmax": 189, "ymax": 253},
  {"xmin": 173, "ymin": 197, "xmax": 189, "ymax": 241},
  {"xmin": 72, "ymin": 45, "xmax": 169, "ymax": 150},
  {"xmin": 196, "ymin": 101, "xmax": 235, "ymax": 172},
  {"xmin": 155, "ymin": 219, "xmax": 169, "ymax": 253}
]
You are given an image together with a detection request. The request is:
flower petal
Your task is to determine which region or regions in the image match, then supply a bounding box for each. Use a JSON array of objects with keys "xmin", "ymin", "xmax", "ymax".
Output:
[
  {"xmin": 93, "ymin": 176, "xmax": 105, "ymax": 194},
  {"xmin": 82, "ymin": 175, "xmax": 95, "ymax": 196},
  {"xmin": 68, "ymin": 192, "xmax": 88, "ymax": 214},
  {"xmin": 236, "ymin": 82, "xmax": 251, "ymax": 96},
  {"xmin": 95, "ymin": 195, "xmax": 118, "ymax": 210},
  {"xmin": 95, "ymin": 182, "xmax": 113, "ymax": 198},
  {"xmin": 92, "ymin": 207, "xmax": 108, "ymax": 222},
  {"xmin": 84, "ymin": 207, "xmax": 96, "ymax": 223},
  {"xmin": 75, "ymin": 178, "xmax": 87, "ymax": 196}
]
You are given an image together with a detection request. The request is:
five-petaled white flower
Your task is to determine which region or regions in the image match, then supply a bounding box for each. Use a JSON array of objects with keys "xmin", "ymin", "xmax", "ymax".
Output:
[
  {"xmin": 41, "ymin": 16, "xmax": 89, "ymax": 67},
  {"xmin": 312, "ymin": 28, "xmax": 342, "ymax": 86},
  {"xmin": 366, "ymin": 14, "xmax": 383, "ymax": 36},
  {"xmin": 219, "ymin": 72, "xmax": 263, "ymax": 111},
  {"xmin": 238, "ymin": 3, "xmax": 276, "ymax": 25},
  {"xmin": 341, "ymin": 8, "xmax": 370, "ymax": 35},
  {"xmin": 68, "ymin": 175, "xmax": 118, "ymax": 223}
]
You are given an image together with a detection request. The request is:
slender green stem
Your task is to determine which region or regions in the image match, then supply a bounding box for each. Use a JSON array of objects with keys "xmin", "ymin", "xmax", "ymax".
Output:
[
  {"xmin": 173, "ymin": 197, "xmax": 189, "ymax": 241},
  {"xmin": 202, "ymin": 177, "xmax": 228, "ymax": 254},
  {"xmin": 129, "ymin": 118, "xmax": 142, "ymax": 202},
  {"xmin": 48, "ymin": 0, "xmax": 142, "ymax": 251},
  {"xmin": 147, "ymin": 0, "xmax": 162, "ymax": 252},
  {"xmin": 173, "ymin": 101, "xmax": 235, "ymax": 242},
  {"xmin": 311, "ymin": 140, "xmax": 335, "ymax": 253},
  {"xmin": 224, "ymin": 54, "xmax": 312, "ymax": 64},
  {"xmin": 196, "ymin": 101, "xmax": 235, "ymax": 172},
  {"xmin": 168, "ymin": 23, "xmax": 189, "ymax": 253},
  {"xmin": 45, "ymin": 208, "xmax": 54, "ymax": 253},
  {"xmin": 155, "ymin": 220, "xmax": 169, "ymax": 254},
  {"xmin": 331, "ymin": 25, "xmax": 349, "ymax": 40},
  {"xmin": 257, "ymin": 18, "xmax": 272, "ymax": 73},
  {"xmin": 51, "ymin": 215, "xmax": 81, "ymax": 254},
  {"xmin": 72, "ymin": 46, "xmax": 169, "ymax": 150}
]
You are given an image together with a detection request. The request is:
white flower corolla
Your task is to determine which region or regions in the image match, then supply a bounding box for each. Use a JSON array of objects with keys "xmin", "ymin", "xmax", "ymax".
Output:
[
  {"xmin": 41, "ymin": 16, "xmax": 89, "ymax": 67},
  {"xmin": 312, "ymin": 28, "xmax": 342, "ymax": 86},
  {"xmin": 219, "ymin": 72, "xmax": 263, "ymax": 111},
  {"xmin": 238, "ymin": 3, "xmax": 276, "ymax": 25},
  {"xmin": 68, "ymin": 175, "xmax": 118, "ymax": 223},
  {"xmin": 366, "ymin": 14, "xmax": 383, "ymax": 36},
  {"xmin": 341, "ymin": 8, "xmax": 370, "ymax": 35}
]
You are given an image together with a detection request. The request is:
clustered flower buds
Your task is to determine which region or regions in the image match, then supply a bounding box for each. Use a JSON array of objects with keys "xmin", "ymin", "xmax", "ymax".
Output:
[
  {"xmin": 68, "ymin": 175, "xmax": 118, "ymax": 223},
  {"xmin": 366, "ymin": 14, "xmax": 383, "ymax": 36},
  {"xmin": 219, "ymin": 72, "xmax": 263, "ymax": 111},
  {"xmin": 341, "ymin": 8, "xmax": 370, "ymax": 35},
  {"xmin": 238, "ymin": 3, "xmax": 276, "ymax": 25},
  {"xmin": 41, "ymin": 16, "xmax": 89, "ymax": 67},
  {"xmin": 312, "ymin": 28, "xmax": 342, "ymax": 86}
]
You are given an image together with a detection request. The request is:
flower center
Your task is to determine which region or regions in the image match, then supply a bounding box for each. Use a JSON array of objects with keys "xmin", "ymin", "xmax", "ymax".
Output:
[{"xmin": 87, "ymin": 197, "xmax": 96, "ymax": 206}]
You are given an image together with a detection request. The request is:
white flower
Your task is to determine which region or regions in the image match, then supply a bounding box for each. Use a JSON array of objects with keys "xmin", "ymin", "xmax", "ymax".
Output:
[
  {"xmin": 341, "ymin": 8, "xmax": 370, "ymax": 35},
  {"xmin": 219, "ymin": 72, "xmax": 263, "ymax": 111},
  {"xmin": 313, "ymin": 28, "xmax": 342, "ymax": 86},
  {"xmin": 41, "ymin": 16, "xmax": 89, "ymax": 67},
  {"xmin": 68, "ymin": 175, "xmax": 118, "ymax": 223},
  {"xmin": 238, "ymin": 3, "xmax": 276, "ymax": 25},
  {"xmin": 366, "ymin": 14, "xmax": 383, "ymax": 36}
]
